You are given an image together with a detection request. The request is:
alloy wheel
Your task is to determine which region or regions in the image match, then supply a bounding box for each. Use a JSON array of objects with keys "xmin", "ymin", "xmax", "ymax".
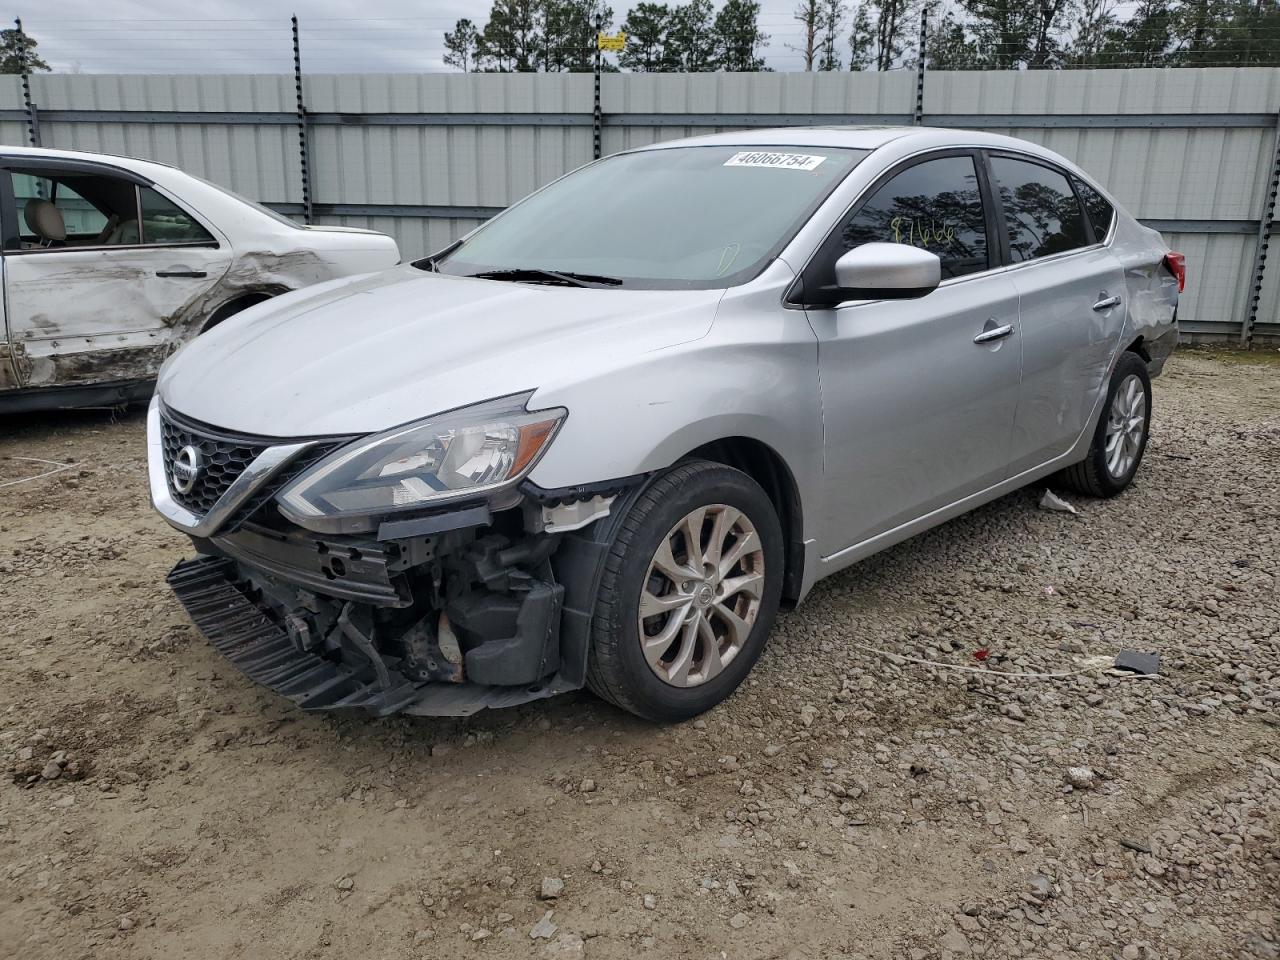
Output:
[
  {"xmin": 637, "ymin": 504, "xmax": 765, "ymax": 688},
  {"xmin": 1104, "ymin": 373, "xmax": 1146, "ymax": 479}
]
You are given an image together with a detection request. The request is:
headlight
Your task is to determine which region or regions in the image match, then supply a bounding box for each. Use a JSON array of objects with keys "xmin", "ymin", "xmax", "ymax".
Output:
[{"xmin": 277, "ymin": 393, "xmax": 565, "ymax": 533}]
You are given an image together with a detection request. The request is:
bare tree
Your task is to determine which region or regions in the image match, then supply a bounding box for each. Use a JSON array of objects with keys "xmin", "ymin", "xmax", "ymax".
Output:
[{"xmin": 790, "ymin": 0, "xmax": 822, "ymax": 69}]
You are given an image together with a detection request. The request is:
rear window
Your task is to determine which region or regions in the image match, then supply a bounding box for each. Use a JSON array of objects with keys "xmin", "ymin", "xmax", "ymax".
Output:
[
  {"xmin": 140, "ymin": 186, "xmax": 214, "ymax": 244},
  {"xmin": 990, "ymin": 156, "xmax": 1089, "ymax": 263},
  {"xmin": 1074, "ymin": 178, "xmax": 1115, "ymax": 243}
]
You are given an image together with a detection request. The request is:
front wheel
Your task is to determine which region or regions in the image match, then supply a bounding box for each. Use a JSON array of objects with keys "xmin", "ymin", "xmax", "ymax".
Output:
[
  {"xmin": 586, "ymin": 460, "xmax": 784, "ymax": 722},
  {"xmin": 1056, "ymin": 351, "xmax": 1152, "ymax": 498}
]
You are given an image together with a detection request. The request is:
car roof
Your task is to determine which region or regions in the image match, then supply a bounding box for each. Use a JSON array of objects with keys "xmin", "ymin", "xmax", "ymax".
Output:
[
  {"xmin": 636, "ymin": 125, "xmax": 1057, "ymax": 157},
  {"xmin": 639, "ymin": 126, "xmax": 916, "ymax": 151},
  {"xmin": 0, "ymin": 144, "xmax": 175, "ymax": 178}
]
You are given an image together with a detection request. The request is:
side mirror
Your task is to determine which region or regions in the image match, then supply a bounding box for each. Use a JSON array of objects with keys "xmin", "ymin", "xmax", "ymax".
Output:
[{"xmin": 831, "ymin": 242, "xmax": 941, "ymax": 301}]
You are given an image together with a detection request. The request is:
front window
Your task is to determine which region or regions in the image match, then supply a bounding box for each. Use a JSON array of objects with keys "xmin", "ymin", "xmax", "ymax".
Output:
[
  {"xmin": 432, "ymin": 145, "xmax": 869, "ymax": 288},
  {"xmin": 11, "ymin": 172, "xmax": 109, "ymax": 244},
  {"xmin": 837, "ymin": 155, "xmax": 990, "ymax": 280}
]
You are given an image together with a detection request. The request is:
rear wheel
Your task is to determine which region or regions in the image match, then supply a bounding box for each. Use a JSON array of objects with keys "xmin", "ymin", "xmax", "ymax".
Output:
[
  {"xmin": 586, "ymin": 460, "xmax": 783, "ymax": 722},
  {"xmin": 1056, "ymin": 351, "xmax": 1151, "ymax": 498}
]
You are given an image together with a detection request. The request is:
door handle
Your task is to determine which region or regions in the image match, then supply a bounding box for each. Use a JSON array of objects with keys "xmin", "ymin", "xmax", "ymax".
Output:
[
  {"xmin": 156, "ymin": 268, "xmax": 207, "ymax": 279},
  {"xmin": 973, "ymin": 322, "xmax": 1014, "ymax": 344},
  {"xmin": 1093, "ymin": 295, "xmax": 1121, "ymax": 311}
]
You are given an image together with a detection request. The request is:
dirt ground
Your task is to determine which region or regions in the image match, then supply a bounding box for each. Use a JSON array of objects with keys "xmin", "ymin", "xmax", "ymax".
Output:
[{"xmin": 1, "ymin": 348, "xmax": 1277, "ymax": 960}]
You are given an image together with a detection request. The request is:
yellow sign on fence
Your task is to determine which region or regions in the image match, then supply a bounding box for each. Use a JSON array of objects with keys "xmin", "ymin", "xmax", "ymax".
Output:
[{"xmin": 597, "ymin": 32, "xmax": 626, "ymax": 52}]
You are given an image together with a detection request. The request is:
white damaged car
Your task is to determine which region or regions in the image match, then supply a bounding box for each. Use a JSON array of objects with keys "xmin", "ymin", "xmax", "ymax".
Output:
[{"xmin": 0, "ymin": 146, "xmax": 399, "ymax": 413}]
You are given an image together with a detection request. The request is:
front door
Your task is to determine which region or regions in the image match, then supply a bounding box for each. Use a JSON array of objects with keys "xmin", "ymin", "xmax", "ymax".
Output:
[
  {"xmin": 984, "ymin": 153, "xmax": 1129, "ymax": 474},
  {"xmin": 801, "ymin": 152, "xmax": 1024, "ymax": 557},
  {"xmin": 0, "ymin": 162, "xmax": 232, "ymax": 390}
]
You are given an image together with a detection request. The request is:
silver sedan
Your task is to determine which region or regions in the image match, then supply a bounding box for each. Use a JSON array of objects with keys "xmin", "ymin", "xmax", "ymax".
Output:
[{"xmin": 149, "ymin": 127, "xmax": 1181, "ymax": 722}]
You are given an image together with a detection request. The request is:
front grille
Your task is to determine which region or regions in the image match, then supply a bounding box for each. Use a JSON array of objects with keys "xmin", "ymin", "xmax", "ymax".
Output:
[
  {"xmin": 223, "ymin": 440, "xmax": 343, "ymax": 530},
  {"xmin": 160, "ymin": 408, "xmax": 348, "ymax": 532},
  {"xmin": 160, "ymin": 411, "xmax": 273, "ymax": 516}
]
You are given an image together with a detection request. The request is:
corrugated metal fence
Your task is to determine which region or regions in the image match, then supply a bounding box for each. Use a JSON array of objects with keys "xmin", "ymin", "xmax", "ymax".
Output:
[{"xmin": 2, "ymin": 68, "xmax": 1277, "ymax": 342}]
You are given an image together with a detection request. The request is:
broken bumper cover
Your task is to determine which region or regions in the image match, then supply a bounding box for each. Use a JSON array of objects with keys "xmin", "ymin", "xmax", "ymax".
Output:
[{"xmin": 167, "ymin": 555, "xmax": 578, "ymax": 717}]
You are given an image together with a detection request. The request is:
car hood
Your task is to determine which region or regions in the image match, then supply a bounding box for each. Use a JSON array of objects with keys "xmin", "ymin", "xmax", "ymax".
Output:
[{"xmin": 158, "ymin": 264, "xmax": 723, "ymax": 437}]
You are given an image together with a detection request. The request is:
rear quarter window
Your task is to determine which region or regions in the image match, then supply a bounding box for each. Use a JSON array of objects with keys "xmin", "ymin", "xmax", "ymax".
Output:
[{"xmin": 1074, "ymin": 178, "xmax": 1115, "ymax": 243}]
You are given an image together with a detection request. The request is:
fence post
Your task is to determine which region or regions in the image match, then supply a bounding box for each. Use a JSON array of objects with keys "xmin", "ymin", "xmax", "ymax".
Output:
[
  {"xmin": 292, "ymin": 15, "xmax": 313, "ymax": 225},
  {"xmin": 913, "ymin": 8, "xmax": 928, "ymax": 126},
  {"xmin": 1241, "ymin": 110, "xmax": 1280, "ymax": 347},
  {"xmin": 15, "ymin": 17, "xmax": 39, "ymax": 147},
  {"xmin": 592, "ymin": 19, "xmax": 603, "ymax": 160}
]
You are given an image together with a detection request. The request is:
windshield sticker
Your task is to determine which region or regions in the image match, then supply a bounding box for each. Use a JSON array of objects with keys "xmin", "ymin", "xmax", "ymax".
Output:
[{"xmin": 724, "ymin": 151, "xmax": 827, "ymax": 171}]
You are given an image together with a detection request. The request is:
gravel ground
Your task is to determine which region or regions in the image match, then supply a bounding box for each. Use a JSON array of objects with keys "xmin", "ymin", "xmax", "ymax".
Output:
[{"xmin": 1, "ymin": 347, "xmax": 1277, "ymax": 960}]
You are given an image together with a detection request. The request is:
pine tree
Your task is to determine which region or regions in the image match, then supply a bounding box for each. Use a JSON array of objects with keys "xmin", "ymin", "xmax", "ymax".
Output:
[
  {"xmin": 1066, "ymin": 0, "xmax": 1119, "ymax": 64},
  {"xmin": 714, "ymin": 0, "xmax": 770, "ymax": 69},
  {"xmin": 443, "ymin": 19, "xmax": 482, "ymax": 71},
  {"xmin": 0, "ymin": 28, "xmax": 49, "ymax": 74},
  {"xmin": 478, "ymin": 0, "xmax": 542, "ymax": 71},
  {"xmin": 666, "ymin": 0, "xmax": 718, "ymax": 70},
  {"xmin": 848, "ymin": 3, "xmax": 876, "ymax": 67},
  {"xmin": 818, "ymin": 0, "xmax": 848, "ymax": 69},
  {"xmin": 620, "ymin": 2, "xmax": 674, "ymax": 70},
  {"xmin": 540, "ymin": 0, "xmax": 613, "ymax": 71},
  {"xmin": 868, "ymin": 0, "xmax": 919, "ymax": 69},
  {"xmin": 925, "ymin": 7, "xmax": 982, "ymax": 67}
]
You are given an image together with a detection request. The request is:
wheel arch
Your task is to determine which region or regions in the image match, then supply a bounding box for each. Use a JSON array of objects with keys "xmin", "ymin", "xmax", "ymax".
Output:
[
  {"xmin": 1125, "ymin": 335, "xmax": 1150, "ymax": 362},
  {"xmin": 199, "ymin": 288, "xmax": 286, "ymax": 333},
  {"xmin": 679, "ymin": 436, "xmax": 806, "ymax": 606}
]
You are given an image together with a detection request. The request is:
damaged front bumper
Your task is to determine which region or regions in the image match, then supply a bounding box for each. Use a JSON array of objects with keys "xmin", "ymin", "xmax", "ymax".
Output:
[
  {"xmin": 149, "ymin": 398, "xmax": 636, "ymax": 717},
  {"xmin": 166, "ymin": 555, "xmax": 578, "ymax": 717}
]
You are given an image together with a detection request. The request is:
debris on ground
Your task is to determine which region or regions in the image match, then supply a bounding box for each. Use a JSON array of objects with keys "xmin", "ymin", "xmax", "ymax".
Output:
[
  {"xmin": 1113, "ymin": 649, "xmax": 1161, "ymax": 676},
  {"xmin": 1038, "ymin": 489, "xmax": 1079, "ymax": 515}
]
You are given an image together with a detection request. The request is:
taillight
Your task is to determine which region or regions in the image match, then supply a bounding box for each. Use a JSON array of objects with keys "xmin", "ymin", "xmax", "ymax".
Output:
[{"xmin": 1163, "ymin": 252, "xmax": 1186, "ymax": 293}]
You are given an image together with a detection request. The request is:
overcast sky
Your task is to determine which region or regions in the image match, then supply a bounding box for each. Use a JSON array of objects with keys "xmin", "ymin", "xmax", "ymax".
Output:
[{"xmin": 27, "ymin": 0, "xmax": 832, "ymax": 75}]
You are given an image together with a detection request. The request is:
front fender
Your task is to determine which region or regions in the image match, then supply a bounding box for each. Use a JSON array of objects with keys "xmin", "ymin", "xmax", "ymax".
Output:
[{"xmin": 527, "ymin": 293, "xmax": 824, "ymax": 546}]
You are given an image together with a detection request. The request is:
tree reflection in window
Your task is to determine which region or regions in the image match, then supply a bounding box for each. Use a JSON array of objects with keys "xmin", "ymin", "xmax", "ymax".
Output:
[
  {"xmin": 841, "ymin": 156, "xmax": 988, "ymax": 280},
  {"xmin": 1074, "ymin": 178, "xmax": 1115, "ymax": 243},
  {"xmin": 990, "ymin": 157, "xmax": 1089, "ymax": 263}
]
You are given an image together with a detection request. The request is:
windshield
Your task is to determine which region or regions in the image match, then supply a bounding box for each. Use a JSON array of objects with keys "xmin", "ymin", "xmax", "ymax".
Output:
[{"xmin": 432, "ymin": 145, "xmax": 869, "ymax": 289}]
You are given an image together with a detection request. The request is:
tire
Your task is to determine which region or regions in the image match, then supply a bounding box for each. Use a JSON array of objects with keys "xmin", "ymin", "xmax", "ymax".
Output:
[
  {"xmin": 585, "ymin": 459, "xmax": 784, "ymax": 722},
  {"xmin": 1055, "ymin": 351, "xmax": 1152, "ymax": 498}
]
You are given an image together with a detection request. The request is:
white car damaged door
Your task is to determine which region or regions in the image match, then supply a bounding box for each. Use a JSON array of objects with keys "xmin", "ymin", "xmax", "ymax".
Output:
[{"xmin": 1, "ymin": 161, "xmax": 232, "ymax": 389}]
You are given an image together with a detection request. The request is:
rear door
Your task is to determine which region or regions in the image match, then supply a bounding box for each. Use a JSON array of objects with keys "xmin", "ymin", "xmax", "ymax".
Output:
[
  {"xmin": 986, "ymin": 152, "xmax": 1128, "ymax": 474},
  {"xmin": 800, "ymin": 150, "xmax": 1024, "ymax": 556},
  {"xmin": 0, "ymin": 159, "xmax": 232, "ymax": 390}
]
